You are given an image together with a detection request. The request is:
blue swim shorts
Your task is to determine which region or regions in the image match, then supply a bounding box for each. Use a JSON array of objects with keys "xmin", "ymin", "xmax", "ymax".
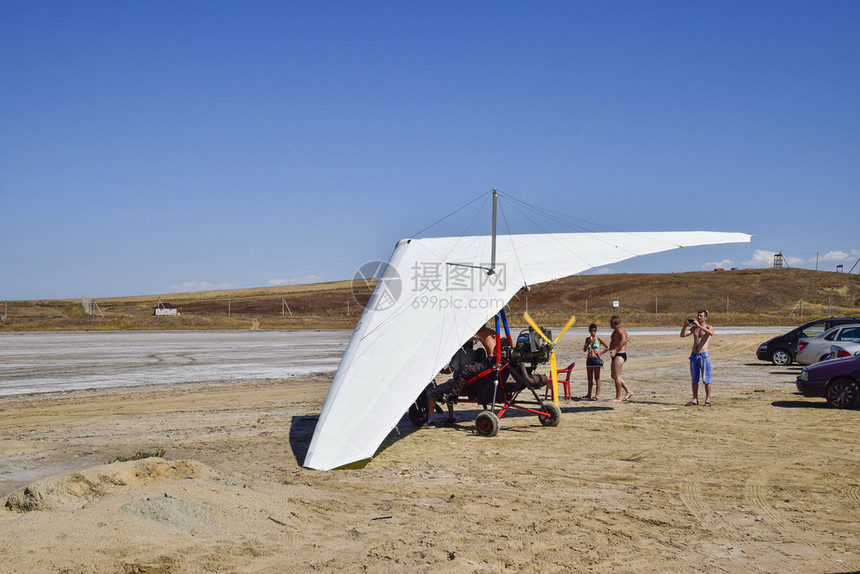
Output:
[{"xmin": 689, "ymin": 351, "xmax": 711, "ymax": 384}]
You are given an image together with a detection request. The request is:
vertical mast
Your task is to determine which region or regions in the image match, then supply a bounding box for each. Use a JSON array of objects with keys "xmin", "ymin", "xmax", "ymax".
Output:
[{"xmin": 489, "ymin": 188, "xmax": 497, "ymax": 275}]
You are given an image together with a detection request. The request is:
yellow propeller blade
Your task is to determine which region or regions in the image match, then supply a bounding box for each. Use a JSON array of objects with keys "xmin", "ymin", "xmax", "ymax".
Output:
[
  {"xmin": 524, "ymin": 311, "xmax": 569, "ymax": 406},
  {"xmin": 523, "ymin": 312, "xmax": 552, "ymax": 346},
  {"xmin": 549, "ymin": 351, "xmax": 559, "ymax": 406},
  {"xmin": 554, "ymin": 313, "xmax": 577, "ymax": 343}
]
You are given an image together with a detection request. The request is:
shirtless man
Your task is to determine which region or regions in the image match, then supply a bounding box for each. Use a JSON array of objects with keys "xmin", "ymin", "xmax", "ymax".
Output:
[
  {"xmin": 608, "ymin": 316, "xmax": 633, "ymax": 402},
  {"xmin": 475, "ymin": 326, "xmax": 497, "ymax": 359},
  {"xmin": 680, "ymin": 309, "xmax": 714, "ymax": 406}
]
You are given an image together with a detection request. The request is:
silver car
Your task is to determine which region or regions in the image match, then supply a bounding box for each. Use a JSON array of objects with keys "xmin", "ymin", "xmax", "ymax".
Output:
[
  {"xmin": 796, "ymin": 324, "xmax": 860, "ymax": 365},
  {"xmin": 830, "ymin": 340, "xmax": 860, "ymax": 360}
]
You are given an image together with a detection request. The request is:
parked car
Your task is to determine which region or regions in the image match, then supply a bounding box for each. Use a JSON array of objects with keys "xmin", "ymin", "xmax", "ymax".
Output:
[
  {"xmin": 830, "ymin": 341, "xmax": 860, "ymax": 359},
  {"xmin": 797, "ymin": 354, "xmax": 860, "ymax": 408},
  {"xmin": 756, "ymin": 318, "xmax": 860, "ymax": 366},
  {"xmin": 796, "ymin": 324, "xmax": 860, "ymax": 365}
]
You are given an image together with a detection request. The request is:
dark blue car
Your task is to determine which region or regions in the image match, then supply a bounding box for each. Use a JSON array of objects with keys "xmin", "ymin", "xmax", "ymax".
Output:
[{"xmin": 796, "ymin": 354, "xmax": 860, "ymax": 409}]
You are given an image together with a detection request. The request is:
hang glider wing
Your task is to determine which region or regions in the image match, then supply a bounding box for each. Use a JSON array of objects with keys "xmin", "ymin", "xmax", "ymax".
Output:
[{"xmin": 304, "ymin": 231, "xmax": 751, "ymax": 470}]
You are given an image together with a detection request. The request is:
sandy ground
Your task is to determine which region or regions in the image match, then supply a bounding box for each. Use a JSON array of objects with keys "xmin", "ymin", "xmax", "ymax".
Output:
[{"xmin": 1, "ymin": 330, "xmax": 859, "ymax": 573}]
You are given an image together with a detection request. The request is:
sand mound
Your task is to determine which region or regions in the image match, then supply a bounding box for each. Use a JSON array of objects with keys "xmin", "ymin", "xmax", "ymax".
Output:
[
  {"xmin": 121, "ymin": 493, "xmax": 209, "ymax": 529},
  {"xmin": 4, "ymin": 458, "xmax": 204, "ymax": 513}
]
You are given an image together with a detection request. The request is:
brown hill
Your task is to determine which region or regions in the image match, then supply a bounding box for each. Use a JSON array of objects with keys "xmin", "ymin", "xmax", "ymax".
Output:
[
  {"xmin": 518, "ymin": 267, "xmax": 860, "ymax": 326},
  {"xmin": 1, "ymin": 268, "xmax": 858, "ymax": 331}
]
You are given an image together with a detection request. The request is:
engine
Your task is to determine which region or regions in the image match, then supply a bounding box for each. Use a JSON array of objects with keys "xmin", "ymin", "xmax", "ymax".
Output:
[{"xmin": 507, "ymin": 327, "xmax": 552, "ymax": 371}]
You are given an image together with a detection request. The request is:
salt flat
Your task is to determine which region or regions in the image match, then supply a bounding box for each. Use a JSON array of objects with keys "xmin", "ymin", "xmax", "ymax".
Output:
[
  {"xmin": 0, "ymin": 327, "xmax": 788, "ymax": 397},
  {"xmin": 0, "ymin": 330, "xmax": 351, "ymax": 396}
]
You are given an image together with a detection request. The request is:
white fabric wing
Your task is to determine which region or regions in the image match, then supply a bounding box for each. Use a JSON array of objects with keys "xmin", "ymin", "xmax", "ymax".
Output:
[{"xmin": 304, "ymin": 231, "xmax": 751, "ymax": 470}]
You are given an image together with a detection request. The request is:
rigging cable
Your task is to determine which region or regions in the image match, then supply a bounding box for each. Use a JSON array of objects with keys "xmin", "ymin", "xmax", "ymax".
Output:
[
  {"xmin": 504, "ymin": 193, "xmax": 691, "ymax": 250},
  {"xmin": 497, "ymin": 197, "xmax": 527, "ymax": 289},
  {"xmin": 411, "ymin": 190, "xmax": 489, "ymax": 238}
]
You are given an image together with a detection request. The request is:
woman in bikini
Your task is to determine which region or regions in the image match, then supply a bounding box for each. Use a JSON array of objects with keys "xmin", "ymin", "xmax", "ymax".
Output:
[{"xmin": 583, "ymin": 323, "xmax": 609, "ymax": 400}]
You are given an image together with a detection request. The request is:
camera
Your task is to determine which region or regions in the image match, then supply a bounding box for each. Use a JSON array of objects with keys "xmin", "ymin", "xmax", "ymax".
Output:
[{"xmin": 687, "ymin": 318, "xmax": 695, "ymax": 324}]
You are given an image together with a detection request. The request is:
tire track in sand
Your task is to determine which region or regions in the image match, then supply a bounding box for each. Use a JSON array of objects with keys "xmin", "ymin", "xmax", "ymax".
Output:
[
  {"xmin": 846, "ymin": 484, "xmax": 860, "ymax": 507},
  {"xmin": 744, "ymin": 463, "xmax": 860, "ymax": 572},
  {"xmin": 679, "ymin": 473, "xmax": 733, "ymax": 534}
]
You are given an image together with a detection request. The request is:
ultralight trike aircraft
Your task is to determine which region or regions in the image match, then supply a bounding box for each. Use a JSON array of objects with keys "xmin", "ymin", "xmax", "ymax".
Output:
[
  {"xmin": 304, "ymin": 190, "xmax": 751, "ymax": 471},
  {"xmin": 408, "ymin": 309, "xmax": 575, "ymax": 436}
]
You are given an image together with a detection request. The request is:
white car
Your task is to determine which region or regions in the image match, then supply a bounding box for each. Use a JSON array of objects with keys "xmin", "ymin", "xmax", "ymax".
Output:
[
  {"xmin": 796, "ymin": 324, "xmax": 860, "ymax": 365},
  {"xmin": 830, "ymin": 341, "xmax": 860, "ymax": 360}
]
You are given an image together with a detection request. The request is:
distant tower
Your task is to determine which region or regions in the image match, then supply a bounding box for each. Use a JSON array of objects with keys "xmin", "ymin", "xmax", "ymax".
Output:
[{"xmin": 773, "ymin": 252, "xmax": 785, "ymax": 268}]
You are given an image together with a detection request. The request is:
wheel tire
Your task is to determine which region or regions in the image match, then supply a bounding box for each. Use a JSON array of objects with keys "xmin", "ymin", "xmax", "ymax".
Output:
[
  {"xmin": 408, "ymin": 401, "xmax": 429, "ymax": 427},
  {"xmin": 825, "ymin": 378, "xmax": 860, "ymax": 409},
  {"xmin": 771, "ymin": 349, "xmax": 792, "ymax": 366},
  {"xmin": 475, "ymin": 411, "xmax": 499, "ymax": 437},
  {"xmin": 539, "ymin": 402, "xmax": 561, "ymax": 427}
]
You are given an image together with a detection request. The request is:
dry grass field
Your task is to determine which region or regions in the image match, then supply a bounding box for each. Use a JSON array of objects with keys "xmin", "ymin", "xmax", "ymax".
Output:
[{"xmin": 2, "ymin": 268, "xmax": 859, "ymax": 331}]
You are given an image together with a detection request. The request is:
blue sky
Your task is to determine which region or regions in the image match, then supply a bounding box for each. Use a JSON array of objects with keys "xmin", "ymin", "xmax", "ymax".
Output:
[{"xmin": 2, "ymin": 1, "xmax": 858, "ymax": 300}]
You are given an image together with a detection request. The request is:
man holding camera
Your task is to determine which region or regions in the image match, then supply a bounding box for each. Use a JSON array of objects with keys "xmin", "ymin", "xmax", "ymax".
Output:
[{"xmin": 681, "ymin": 310, "xmax": 714, "ymax": 406}]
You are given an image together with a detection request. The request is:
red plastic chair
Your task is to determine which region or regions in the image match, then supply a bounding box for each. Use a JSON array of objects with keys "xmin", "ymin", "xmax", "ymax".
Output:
[{"xmin": 545, "ymin": 362, "xmax": 575, "ymax": 401}]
